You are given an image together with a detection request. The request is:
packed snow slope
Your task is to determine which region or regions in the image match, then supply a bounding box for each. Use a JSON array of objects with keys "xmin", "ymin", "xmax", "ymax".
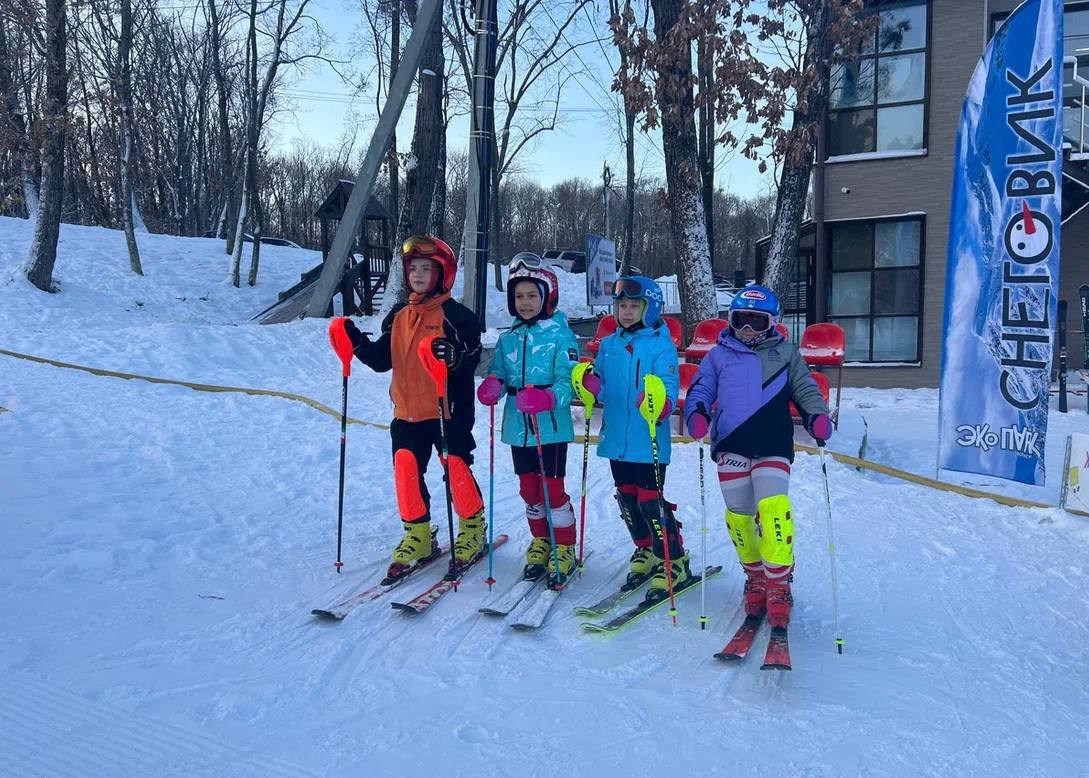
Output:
[{"xmin": 2, "ymin": 218, "xmax": 1089, "ymax": 776}]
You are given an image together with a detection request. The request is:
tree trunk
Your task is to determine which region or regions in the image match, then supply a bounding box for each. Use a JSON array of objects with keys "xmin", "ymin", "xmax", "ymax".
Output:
[
  {"xmin": 697, "ymin": 18, "xmax": 714, "ymax": 274},
  {"xmin": 622, "ymin": 110, "xmax": 635, "ymax": 276},
  {"xmin": 0, "ymin": 21, "xmax": 38, "ymax": 220},
  {"xmin": 229, "ymin": 186, "xmax": 247, "ymax": 287},
  {"xmin": 119, "ymin": 0, "xmax": 143, "ymax": 274},
  {"xmin": 244, "ymin": 0, "xmax": 261, "ymax": 286},
  {"xmin": 207, "ymin": 0, "xmax": 237, "ymax": 251},
  {"xmin": 383, "ymin": 12, "xmax": 444, "ymax": 317},
  {"xmin": 762, "ymin": 6, "xmax": 832, "ymax": 300},
  {"xmin": 430, "ymin": 113, "xmax": 446, "ymax": 238},
  {"xmin": 387, "ymin": 0, "xmax": 401, "ymax": 249},
  {"xmin": 650, "ymin": 0, "xmax": 716, "ymax": 328},
  {"xmin": 24, "ymin": 0, "xmax": 67, "ymax": 292}
]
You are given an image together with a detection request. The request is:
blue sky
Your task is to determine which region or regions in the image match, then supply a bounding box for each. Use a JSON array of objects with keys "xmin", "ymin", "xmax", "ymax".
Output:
[{"xmin": 268, "ymin": 0, "xmax": 772, "ymax": 197}]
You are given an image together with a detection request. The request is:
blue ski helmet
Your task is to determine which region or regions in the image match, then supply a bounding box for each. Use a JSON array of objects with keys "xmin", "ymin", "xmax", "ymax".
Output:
[
  {"xmin": 613, "ymin": 275, "xmax": 665, "ymax": 327},
  {"xmin": 730, "ymin": 284, "xmax": 781, "ymax": 317}
]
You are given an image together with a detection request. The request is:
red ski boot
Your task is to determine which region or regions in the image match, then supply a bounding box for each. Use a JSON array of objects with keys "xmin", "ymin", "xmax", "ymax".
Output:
[
  {"xmin": 742, "ymin": 562, "xmax": 767, "ymax": 617},
  {"xmin": 765, "ymin": 566, "xmax": 793, "ymax": 628}
]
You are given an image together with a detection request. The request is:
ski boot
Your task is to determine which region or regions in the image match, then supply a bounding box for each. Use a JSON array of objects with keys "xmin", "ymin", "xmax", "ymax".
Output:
[
  {"xmin": 645, "ymin": 553, "xmax": 692, "ymax": 603},
  {"xmin": 623, "ymin": 545, "xmax": 659, "ymax": 590},
  {"xmin": 765, "ymin": 567, "xmax": 793, "ymax": 628},
  {"xmin": 384, "ymin": 521, "xmax": 438, "ymax": 583},
  {"xmin": 448, "ymin": 510, "xmax": 487, "ymax": 577},
  {"xmin": 523, "ymin": 537, "xmax": 551, "ymax": 580},
  {"xmin": 742, "ymin": 563, "xmax": 767, "ymax": 617},
  {"xmin": 547, "ymin": 543, "xmax": 577, "ymax": 589}
]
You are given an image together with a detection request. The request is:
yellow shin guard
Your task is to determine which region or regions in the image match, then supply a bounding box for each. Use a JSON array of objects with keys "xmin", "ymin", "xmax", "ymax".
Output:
[
  {"xmin": 724, "ymin": 510, "xmax": 761, "ymax": 565},
  {"xmin": 756, "ymin": 494, "xmax": 794, "ymax": 568}
]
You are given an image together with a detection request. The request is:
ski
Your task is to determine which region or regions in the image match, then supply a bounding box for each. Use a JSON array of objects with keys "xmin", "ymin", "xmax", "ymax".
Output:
[
  {"xmin": 1058, "ymin": 299, "xmax": 1068, "ymax": 413},
  {"xmin": 311, "ymin": 545, "xmax": 449, "ymax": 620},
  {"xmin": 760, "ymin": 626, "xmax": 792, "ymax": 671},
  {"xmin": 713, "ymin": 613, "xmax": 765, "ymax": 661},
  {"xmin": 580, "ymin": 566, "xmax": 723, "ymax": 633},
  {"xmin": 572, "ymin": 571, "xmax": 653, "ymax": 617},
  {"xmin": 507, "ymin": 551, "xmax": 594, "ymax": 631},
  {"xmin": 390, "ymin": 534, "xmax": 509, "ymax": 615},
  {"xmin": 478, "ymin": 576, "xmax": 545, "ymax": 617}
]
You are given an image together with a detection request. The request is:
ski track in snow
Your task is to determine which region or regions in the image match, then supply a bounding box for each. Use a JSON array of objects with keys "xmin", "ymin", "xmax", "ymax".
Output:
[{"xmin": 3, "ymin": 217, "xmax": 1089, "ymax": 774}]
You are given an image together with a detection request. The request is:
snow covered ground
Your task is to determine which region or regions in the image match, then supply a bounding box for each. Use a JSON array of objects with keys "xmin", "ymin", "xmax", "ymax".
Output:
[{"xmin": 3, "ymin": 218, "xmax": 1089, "ymax": 775}]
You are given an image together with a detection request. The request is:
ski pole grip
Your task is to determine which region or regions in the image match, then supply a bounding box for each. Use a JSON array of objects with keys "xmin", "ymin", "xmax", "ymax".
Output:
[
  {"xmin": 328, "ymin": 317, "xmax": 354, "ymax": 378},
  {"xmin": 417, "ymin": 336, "xmax": 448, "ymax": 397}
]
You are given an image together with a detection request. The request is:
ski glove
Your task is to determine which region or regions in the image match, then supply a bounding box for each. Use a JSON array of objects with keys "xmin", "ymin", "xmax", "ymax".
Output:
[
  {"xmin": 430, "ymin": 337, "xmax": 458, "ymax": 367},
  {"xmin": 687, "ymin": 402, "xmax": 711, "ymax": 439},
  {"xmin": 807, "ymin": 413, "xmax": 833, "ymax": 444},
  {"xmin": 578, "ymin": 372, "xmax": 601, "ymax": 401},
  {"xmin": 477, "ymin": 376, "xmax": 503, "ymax": 406},
  {"xmin": 516, "ymin": 387, "xmax": 556, "ymax": 414},
  {"xmin": 342, "ymin": 318, "xmax": 368, "ymax": 350}
]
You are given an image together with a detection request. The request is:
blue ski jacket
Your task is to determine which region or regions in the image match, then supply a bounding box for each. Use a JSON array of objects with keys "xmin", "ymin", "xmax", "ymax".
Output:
[
  {"xmin": 488, "ymin": 312, "xmax": 579, "ymax": 447},
  {"xmin": 593, "ymin": 322, "xmax": 679, "ymax": 465}
]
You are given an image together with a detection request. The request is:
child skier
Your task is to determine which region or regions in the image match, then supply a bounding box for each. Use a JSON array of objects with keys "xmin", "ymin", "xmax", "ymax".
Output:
[
  {"xmin": 339, "ymin": 235, "xmax": 487, "ymax": 580},
  {"xmin": 573, "ymin": 276, "xmax": 689, "ymax": 602},
  {"xmin": 683, "ymin": 285, "xmax": 831, "ymax": 629},
  {"xmin": 477, "ymin": 253, "xmax": 580, "ymax": 586}
]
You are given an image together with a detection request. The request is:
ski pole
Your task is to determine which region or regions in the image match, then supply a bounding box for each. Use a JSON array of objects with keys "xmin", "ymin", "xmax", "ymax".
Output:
[
  {"xmin": 698, "ymin": 443, "xmax": 708, "ymax": 630},
  {"xmin": 327, "ymin": 318, "xmax": 355, "ymax": 573},
  {"xmin": 572, "ymin": 362, "xmax": 595, "ymax": 575},
  {"xmin": 817, "ymin": 442, "xmax": 845, "ymax": 654},
  {"xmin": 417, "ymin": 337, "xmax": 459, "ymax": 580},
  {"xmin": 527, "ymin": 411, "xmax": 562, "ymax": 584},
  {"xmin": 639, "ymin": 374, "xmax": 677, "ymax": 625},
  {"xmin": 485, "ymin": 402, "xmax": 496, "ymax": 589}
]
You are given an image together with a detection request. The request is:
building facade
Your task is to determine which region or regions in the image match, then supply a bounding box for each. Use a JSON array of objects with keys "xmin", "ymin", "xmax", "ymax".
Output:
[{"xmin": 760, "ymin": 0, "xmax": 1089, "ymax": 388}]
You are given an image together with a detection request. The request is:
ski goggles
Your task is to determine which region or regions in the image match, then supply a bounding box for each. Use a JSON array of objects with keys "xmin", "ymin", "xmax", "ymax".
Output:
[
  {"xmin": 402, "ymin": 235, "xmax": 440, "ymax": 257},
  {"xmin": 729, "ymin": 309, "xmax": 774, "ymax": 333},
  {"xmin": 612, "ymin": 278, "xmax": 647, "ymax": 300},
  {"xmin": 510, "ymin": 252, "xmax": 545, "ymax": 272}
]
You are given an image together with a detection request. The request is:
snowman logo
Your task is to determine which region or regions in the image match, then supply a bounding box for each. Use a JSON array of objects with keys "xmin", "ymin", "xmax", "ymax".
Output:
[{"xmin": 1004, "ymin": 200, "xmax": 1053, "ymax": 265}]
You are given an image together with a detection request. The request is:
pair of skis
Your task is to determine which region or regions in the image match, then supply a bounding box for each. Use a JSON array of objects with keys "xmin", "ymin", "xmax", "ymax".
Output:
[
  {"xmin": 311, "ymin": 535, "xmax": 509, "ymax": 620},
  {"xmin": 476, "ymin": 551, "xmax": 594, "ymax": 631},
  {"xmin": 713, "ymin": 613, "xmax": 792, "ymax": 671},
  {"xmin": 576, "ymin": 565, "xmax": 723, "ymax": 633}
]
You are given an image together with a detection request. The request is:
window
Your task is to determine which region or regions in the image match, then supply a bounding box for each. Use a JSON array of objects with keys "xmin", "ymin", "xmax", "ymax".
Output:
[
  {"xmin": 828, "ymin": 217, "xmax": 924, "ymax": 363},
  {"xmin": 828, "ymin": 2, "xmax": 929, "ymax": 156}
]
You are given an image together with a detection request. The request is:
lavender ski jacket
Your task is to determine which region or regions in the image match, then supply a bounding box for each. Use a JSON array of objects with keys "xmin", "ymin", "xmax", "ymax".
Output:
[{"xmin": 684, "ymin": 329, "xmax": 828, "ymax": 461}]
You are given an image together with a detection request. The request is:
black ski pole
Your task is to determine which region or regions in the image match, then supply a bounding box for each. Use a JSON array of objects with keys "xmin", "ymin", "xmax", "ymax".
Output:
[{"xmin": 328, "ymin": 318, "xmax": 355, "ymax": 573}]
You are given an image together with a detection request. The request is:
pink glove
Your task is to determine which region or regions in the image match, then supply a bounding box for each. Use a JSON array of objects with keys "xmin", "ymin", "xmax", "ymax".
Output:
[
  {"xmin": 807, "ymin": 413, "xmax": 833, "ymax": 443},
  {"xmin": 516, "ymin": 387, "xmax": 556, "ymax": 414},
  {"xmin": 581, "ymin": 373, "xmax": 601, "ymax": 399},
  {"xmin": 687, "ymin": 402, "xmax": 710, "ymax": 439},
  {"xmin": 636, "ymin": 391, "xmax": 672, "ymax": 421},
  {"xmin": 477, "ymin": 376, "xmax": 503, "ymax": 406}
]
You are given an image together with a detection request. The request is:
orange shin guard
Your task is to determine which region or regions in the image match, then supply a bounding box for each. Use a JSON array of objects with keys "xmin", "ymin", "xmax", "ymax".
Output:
[
  {"xmin": 447, "ymin": 455, "xmax": 484, "ymax": 518},
  {"xmin": 394, "ymin": 449, "xmax": 427, "ymax": 521}
]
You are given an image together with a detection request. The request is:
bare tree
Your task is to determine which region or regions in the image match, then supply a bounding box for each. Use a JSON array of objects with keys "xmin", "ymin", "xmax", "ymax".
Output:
[
  {"xmin": 446, "ymin": 0, "xmax": 592, "ymax": 289},
  {"xmin": 225, "ymin": 0, "xmax": 324, "ymax": 287},
  {"xmin": 118, "ymin": 0, "xmax": 142, "ymax": 274},
  {"xmin": 0, "ymin": 20, "xmax": 38, "ymax": 219},
  {"xmin": 25, "ymin": 0, "xmax": 67, "ymax": 292}
]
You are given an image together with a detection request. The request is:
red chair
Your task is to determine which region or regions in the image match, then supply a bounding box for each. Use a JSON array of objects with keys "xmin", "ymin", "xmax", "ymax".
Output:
[
  {"xmin": 684, "ymin": 317, "xmax": 728, "ymax": 363},
  {"xmin": 790, "ymin": 370, "xmax": 831, "ymax": 425},
  {"xmin": 586, "ymin": 314, "xmax": 617, "ymax": 357},
  {"xmin": 776, "ymin": 322, "xmax": 790, "ymax": 341},
  {"xmin": 799, "ymin": 323, "xmax": 847, "ymax": 428},
  {"xmin": 664, "ymin": 316, "xmax": 684, "ymax": 351},
  {"xmin": 676, "ymin": 362, "xmax": 700, "ymax": 435}
]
